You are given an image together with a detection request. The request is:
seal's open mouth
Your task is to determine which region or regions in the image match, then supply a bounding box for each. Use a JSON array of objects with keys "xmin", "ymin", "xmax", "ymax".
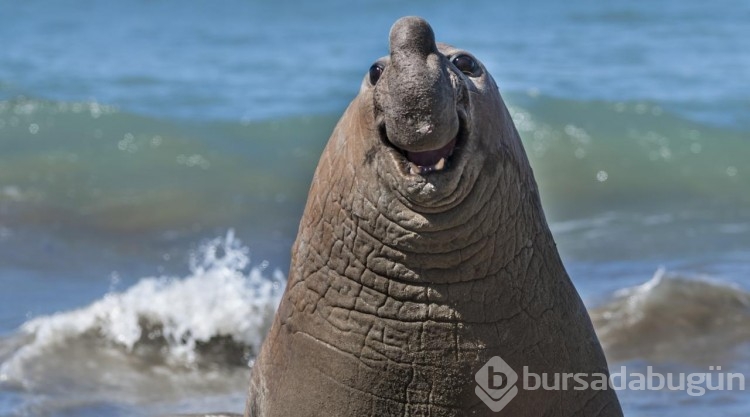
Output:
[
  {"xmin": 379, "ymin": 116, "xmax": 465, "ymax": 176},
  {"xmin": 404, "ymin": 136, "xmax": 457, "ymax": 173}
]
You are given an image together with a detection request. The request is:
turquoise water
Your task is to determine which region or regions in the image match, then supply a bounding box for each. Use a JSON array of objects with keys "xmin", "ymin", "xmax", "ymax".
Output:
[{"xmin": 1, "ymin": 1, "xmax": 749, "ymax": 416}]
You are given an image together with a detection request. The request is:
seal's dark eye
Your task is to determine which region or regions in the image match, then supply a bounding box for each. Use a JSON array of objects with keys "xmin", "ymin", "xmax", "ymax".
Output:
[
  {"xmin": 452, "ymin": 55, "xmax": 479, "ymax": 77},
  {"xmin": 369, "ymin": 63, "xmax": 384, "ymax": 85}
]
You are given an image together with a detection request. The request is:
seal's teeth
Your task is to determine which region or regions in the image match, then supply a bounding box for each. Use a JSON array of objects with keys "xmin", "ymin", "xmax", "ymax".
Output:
[{"xmin": 409, "ymin": 157, "xmax": 447, "ymax": 175}]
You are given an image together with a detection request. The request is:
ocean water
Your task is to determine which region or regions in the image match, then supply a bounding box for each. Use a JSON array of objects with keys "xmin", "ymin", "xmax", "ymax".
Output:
[{"xmin": 0, "ymin": 1, "xmax": 748, "ymax": 416}]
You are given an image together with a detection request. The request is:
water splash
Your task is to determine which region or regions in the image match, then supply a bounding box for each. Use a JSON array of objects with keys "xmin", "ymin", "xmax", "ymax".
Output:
[{"xmin": 0, "ymin": 231, "xmax": 285, "ymax": 396}]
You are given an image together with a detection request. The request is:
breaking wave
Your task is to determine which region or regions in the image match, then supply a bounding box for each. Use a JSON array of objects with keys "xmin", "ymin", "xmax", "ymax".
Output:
[
  {"xmin": 0, "ymin": 231, "xmax": 284, "ymax": 404},
  {"xmin": 592, "ymin": 268, "xmax": 750, "ymax": 364}
]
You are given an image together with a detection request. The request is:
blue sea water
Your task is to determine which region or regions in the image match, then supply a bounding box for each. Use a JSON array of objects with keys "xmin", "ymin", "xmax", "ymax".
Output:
[{"xmin": 0, "ymin": 1, "xmax": 749, "ymax": 416}]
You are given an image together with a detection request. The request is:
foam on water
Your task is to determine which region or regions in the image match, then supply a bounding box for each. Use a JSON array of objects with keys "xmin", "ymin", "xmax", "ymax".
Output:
[
  {"xmin": 1, "ymin": 239, "xmax": 749, "ymax": 415},
  {"xmin": 0, "ymin": 231, "xmax": 284, "ymax": 404}
]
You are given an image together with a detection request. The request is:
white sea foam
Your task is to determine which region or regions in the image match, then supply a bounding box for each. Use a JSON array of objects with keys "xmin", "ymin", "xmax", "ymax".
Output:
[{"xmin": 0, "ymin": 230, "xmax": 285, "ymax": 387}]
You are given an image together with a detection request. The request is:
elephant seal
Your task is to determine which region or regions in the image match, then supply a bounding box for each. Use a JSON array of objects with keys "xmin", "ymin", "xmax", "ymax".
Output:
[{"xmin": 247, "ymin": 16, "xmax": 623, "ymax": 417}]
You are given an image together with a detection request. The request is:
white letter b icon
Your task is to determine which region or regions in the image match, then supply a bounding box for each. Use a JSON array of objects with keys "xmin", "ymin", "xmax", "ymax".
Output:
[{"xmin": 475, "ymin": 356, "xmax": 519, "ymax": 412}]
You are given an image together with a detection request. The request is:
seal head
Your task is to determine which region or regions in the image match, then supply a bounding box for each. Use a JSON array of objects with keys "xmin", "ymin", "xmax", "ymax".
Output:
[{"xmin": 361, "ymin": 16, "xmax": 511, "ymax": 211}]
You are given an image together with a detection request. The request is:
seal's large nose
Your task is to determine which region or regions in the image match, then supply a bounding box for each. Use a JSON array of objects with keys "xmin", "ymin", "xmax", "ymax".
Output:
[
  {"xmin": 377, "ymin": 17, "xmax": 459, "ymax": 156},
  {"xmin": 389, "ymin": 16, "xmax": 437, "ymax": 59}
]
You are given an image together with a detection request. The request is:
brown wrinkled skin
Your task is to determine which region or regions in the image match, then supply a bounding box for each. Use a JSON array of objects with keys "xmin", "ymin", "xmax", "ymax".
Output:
[{"xmin": 246, "ymin": 17, "xmax": 623, "ymax": 417}]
